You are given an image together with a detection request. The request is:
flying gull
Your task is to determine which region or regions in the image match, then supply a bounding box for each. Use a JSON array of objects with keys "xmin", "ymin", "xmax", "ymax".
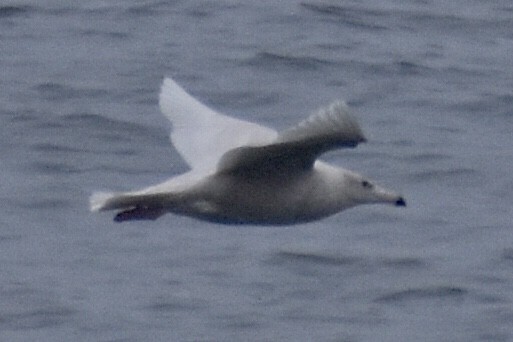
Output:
[{"xmin": 90, "ymin": 78, "xmax": 406, "ymax": 225}]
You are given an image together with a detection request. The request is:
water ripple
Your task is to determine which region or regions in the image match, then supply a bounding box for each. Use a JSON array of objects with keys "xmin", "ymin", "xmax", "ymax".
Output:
[
  {"xmin": 243, "ymin": 52, "xmax": 335, "ymax": 71},
  {"xmin": 270, "ymin": 250, "xmax": 363, "ymax": 267},
  {"xmin": 0, "ymin": 5, "xmax": 33, "ymax": 18},
  {"xmin": 144, "ymin": 296, "xmax": 208, "ymax": 316},
  {"xmin": 375, "ymin": 286, "xmax": 468, "ymax": 303},
  {"xmin": 0, "ymin": 286, "xmax": 76, "ymax": 331},
  {"xmin": 0, "ymin": 307, "xmax": 76, "ymax": 330},
  {"xmin": 33, "ymin": 82, "xmax": 108, "ymax": 102},
  {"xmin": 268, "ymin": 250, "xmax": 427, "ymax": 271},
  {"xmin": 300, "ymin": 2, "xmax": 388, "ymax": 30},
  {"xmin": 408, "ymin": 167, "xmax": 480, "ymax": 184}
]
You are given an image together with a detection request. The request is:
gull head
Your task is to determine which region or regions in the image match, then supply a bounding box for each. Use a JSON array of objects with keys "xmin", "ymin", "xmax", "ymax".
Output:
[{"xmin": 342, "ymin": 171, "xmax": 406, "ymax": 208}]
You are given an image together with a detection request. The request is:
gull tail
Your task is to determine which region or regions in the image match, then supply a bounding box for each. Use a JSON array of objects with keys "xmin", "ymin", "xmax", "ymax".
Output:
[
  {"xmin": 90, "ymin": 191, "xmax": 117, "ymax": 212},
  {"xmin": 89, "ymin": 191, "xmax": 167, "ymax": 222}
]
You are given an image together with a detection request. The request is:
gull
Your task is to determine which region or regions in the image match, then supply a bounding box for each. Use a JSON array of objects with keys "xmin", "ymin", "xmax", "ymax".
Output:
[{"xmin": 90, "ymin": 77, "xmax": 406, "ymax": 225}]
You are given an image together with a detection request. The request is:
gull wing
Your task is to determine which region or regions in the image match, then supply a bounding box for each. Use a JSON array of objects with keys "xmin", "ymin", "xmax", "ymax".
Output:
[
  {"xmin": 217, "ymin": 101, "xmax": 366, "ymax": 176},
  {"xmin": 159, "ymin": 78, "xmax": 277, "ymax": 172}
]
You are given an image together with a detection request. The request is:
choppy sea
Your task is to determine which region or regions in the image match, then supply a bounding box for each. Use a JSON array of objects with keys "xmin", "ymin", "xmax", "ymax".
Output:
[{"xmin": 1, "ymin": 1, "xmax": 513, "ymax": 341}]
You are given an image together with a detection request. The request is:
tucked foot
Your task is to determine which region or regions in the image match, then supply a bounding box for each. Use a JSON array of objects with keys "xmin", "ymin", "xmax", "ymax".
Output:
[{"xmin": 114, "ymin": 206, "xmax": 165, "ymax": 222}]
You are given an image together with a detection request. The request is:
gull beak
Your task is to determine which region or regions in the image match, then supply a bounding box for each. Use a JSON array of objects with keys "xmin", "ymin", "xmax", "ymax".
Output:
[
  {"xmin": 372, "ymin": 183, "xmax": 406, "ymax": 207},
  {"xmin": 395, "ymin": 197, "xmax": 406, "ymax": 207}
]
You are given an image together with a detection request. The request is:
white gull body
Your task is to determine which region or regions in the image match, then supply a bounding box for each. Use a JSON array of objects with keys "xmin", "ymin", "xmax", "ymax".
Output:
[{"xmin": 90, "ymin": 78, "xmax": 405, "ymax": 225}]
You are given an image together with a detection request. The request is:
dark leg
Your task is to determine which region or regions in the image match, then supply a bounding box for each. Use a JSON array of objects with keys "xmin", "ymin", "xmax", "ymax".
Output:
[{"xmin": 114, "ymin": 206, "xmax": 165, "ymax": 222}]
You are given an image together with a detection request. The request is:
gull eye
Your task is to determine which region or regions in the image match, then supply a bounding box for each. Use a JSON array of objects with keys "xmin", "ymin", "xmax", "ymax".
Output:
[{"xmin": 361, "ymin": 180, "xmax": 373, "ymax": 189}]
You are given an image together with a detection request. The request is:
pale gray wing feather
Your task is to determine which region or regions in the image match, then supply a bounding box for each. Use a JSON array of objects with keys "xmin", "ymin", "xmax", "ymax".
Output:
[
  {"xmin": 217, "ymin": 101, "xmax": 366, "ymax": 176},
  {"xmin": 276, "ymin": 101, "xmax": 366, "ymax": 148}
]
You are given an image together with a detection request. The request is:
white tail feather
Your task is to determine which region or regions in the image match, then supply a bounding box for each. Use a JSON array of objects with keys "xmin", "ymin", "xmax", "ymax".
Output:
[
  {"xmin": 90, "ymin": 191, "xmax": 116, "ymax": 212},
  {"xmin": 90, "ymin": 190, "xmax": 176, "ymax": 213}
]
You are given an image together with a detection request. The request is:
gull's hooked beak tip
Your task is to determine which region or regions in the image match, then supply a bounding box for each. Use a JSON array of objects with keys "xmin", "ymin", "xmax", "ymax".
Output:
[{"xmin": 395, "ymin": 197, "xmax": 406, "ymax": 207}]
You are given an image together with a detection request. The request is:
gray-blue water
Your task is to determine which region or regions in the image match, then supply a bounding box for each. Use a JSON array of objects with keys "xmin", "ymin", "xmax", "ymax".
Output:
[{"xmin": 1, "ymin": 1, "xmax": 513, "ymax": 341}]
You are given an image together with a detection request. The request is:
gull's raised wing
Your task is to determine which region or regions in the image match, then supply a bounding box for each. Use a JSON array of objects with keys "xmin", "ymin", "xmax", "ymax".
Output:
[
  {"xmin": 217, "ymin": 101, "xmax": 366, "ymax": 176},
  {"xmin": 159, "ymin": 78, "xmax": 277, "ymax": 173}
]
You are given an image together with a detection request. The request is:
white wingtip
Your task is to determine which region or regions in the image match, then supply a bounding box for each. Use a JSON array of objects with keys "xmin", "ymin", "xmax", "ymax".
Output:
[
  {"xmin": 90, "ymin": 191, "xmax": 115, "ymax": 212},
  {"xmin": 158, "ymin": 77, "xmax": 181, "ymax": 114},
  {"xmin": 158, "ymin": 77, "xmax": 208, "ymax": 126}
]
